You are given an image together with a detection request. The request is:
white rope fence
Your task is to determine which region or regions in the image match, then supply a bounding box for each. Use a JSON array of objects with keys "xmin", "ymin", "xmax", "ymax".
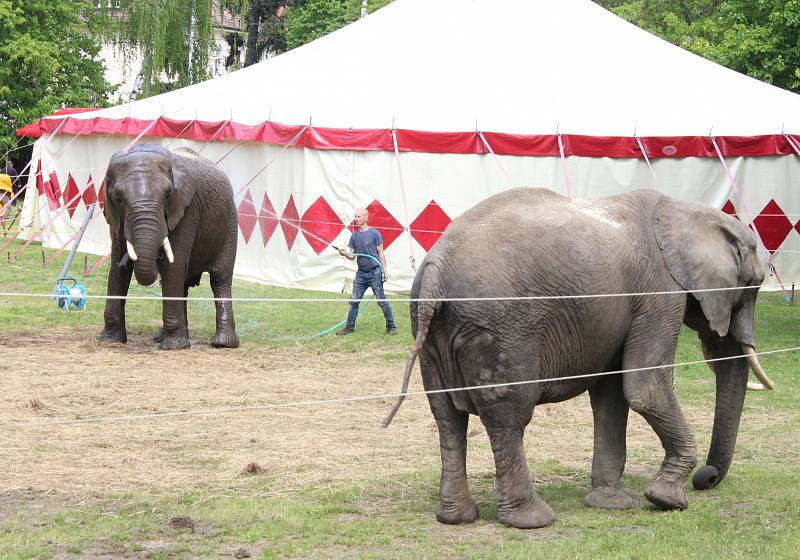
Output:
[
  {"xmin": 7, "ymin": 346, "xmax": 798, "ymax": 428},
  {"xmin": 0, "ymin": 281, "xmax": 794, "ymax": 303}
]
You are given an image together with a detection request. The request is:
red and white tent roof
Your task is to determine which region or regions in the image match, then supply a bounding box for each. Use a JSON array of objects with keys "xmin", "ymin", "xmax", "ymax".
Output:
[{"xmin": 22, "ymin": 0, "xmax": 800, "ymax": 157}]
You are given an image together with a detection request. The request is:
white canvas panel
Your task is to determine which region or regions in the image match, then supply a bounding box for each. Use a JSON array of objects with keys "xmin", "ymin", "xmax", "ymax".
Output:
[{"xmin": 20, "ymin": 136, "xmax": 800, "ymax": 294}]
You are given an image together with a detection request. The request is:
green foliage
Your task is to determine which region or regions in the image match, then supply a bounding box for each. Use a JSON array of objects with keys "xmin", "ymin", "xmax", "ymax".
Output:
[
  {"xmin": 284, "ymin": 0, "xmax": 394, "ymax": 50},
  {"xmin": 596, "ymin": 0, "xmax": 800, "ymax": 92},
  {"xmin": 104, "ymin": 0, "xmax": 215, "ymax": 96},
  {"xmin": 0, "ymin": 0, "xmax": 111, "ymax": 155}
]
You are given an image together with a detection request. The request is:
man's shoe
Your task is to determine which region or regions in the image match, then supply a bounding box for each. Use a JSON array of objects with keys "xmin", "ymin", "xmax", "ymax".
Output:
[
  {"xmin": 385, "ymin": 327, "xmax": 398, "ymax": 336},
  {"xmin": 336, "ymin": 327, "xmax": 354, "ymax": 336}
]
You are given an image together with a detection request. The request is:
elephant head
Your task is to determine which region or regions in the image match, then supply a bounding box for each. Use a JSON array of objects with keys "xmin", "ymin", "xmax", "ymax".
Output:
[
  {"xmin": 655, "ymin": 197, "xmax": 773, "ymax": 490},
  {"xmin": 103, "ymin": 143, "xmax": 195, "ymax": 286}
]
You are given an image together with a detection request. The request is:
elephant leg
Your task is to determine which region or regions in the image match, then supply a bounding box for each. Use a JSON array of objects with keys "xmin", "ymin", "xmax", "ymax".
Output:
[
  {"xmin": 157, "ymin": 265, "xmax": 190, "ymax": 350},
  {"xmin": 585, "ymin": 374, "xmax": 634, "ymax": 509},
  {"xmin": 154, "ymin": 284, "xmax": 188, "ymax": 343},
  {"xmin": 100, "ymin": 241, "xmax": 133, "ymax": 344},
  {"xmin": 209, "ymin": 270, "xmax": 239, "ymax": 348},
  {"xmin": 430, "ymin": 396, "xmax": 478, "ymax": 524},
  {"xmin": 483, "ymin": 414, "xmax": 555, "ymax": 529},
  {"xmin": 455, "ymin": 332, "xmax": 553, "ymax": 528},
  {"xmin": 622, "ymin": 313, "xmax": 697, "ymax": 510},
  {"xmin": 421, "ymin": 352, "xmax": 477, "ymax": 524}
]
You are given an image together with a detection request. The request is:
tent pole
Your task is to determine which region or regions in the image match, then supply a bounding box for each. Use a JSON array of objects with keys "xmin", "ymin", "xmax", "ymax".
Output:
[
  {"xmin": 556, "ymin": 131, "xmax": 573, "ymax": 198},
  {"xmin": 195, "ymin": 119, "xmax": 231, "ymax": 154},
  {"xmin": 785, "ymin": 134, "xmax": 800, "ymax": 157},
  {"xmin": 634, "ymin": 136, "xmax": 658, "ymax": 184},
  {"xmin": 478, "ymin": 131, "xmax": 514, "ymax": 188},
  {"xmin": 391, "ymin": 128, "xmax": 417, "ymax": 272}
]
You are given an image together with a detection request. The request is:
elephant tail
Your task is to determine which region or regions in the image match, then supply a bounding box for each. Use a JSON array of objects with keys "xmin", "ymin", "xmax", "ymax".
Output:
[{"xmin": 382, "ymin": 268, "xmax": 441, "ymax": 428}]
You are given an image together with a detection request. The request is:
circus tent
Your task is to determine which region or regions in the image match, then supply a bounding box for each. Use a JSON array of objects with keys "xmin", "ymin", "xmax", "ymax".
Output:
[{"xmin": 16, "ymin": 0, "xmax": 800, "ymax": 292}]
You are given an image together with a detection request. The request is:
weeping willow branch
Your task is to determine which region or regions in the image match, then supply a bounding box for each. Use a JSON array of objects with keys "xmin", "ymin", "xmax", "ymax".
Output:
[{"xmin": 106, "ymin": 0, "xmax": 215, "ymax": 96}]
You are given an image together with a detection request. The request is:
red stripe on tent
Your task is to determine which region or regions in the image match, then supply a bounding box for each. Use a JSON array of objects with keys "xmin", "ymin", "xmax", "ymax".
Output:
[{"xmin": 17, "ymin": 115, "xmax": 800, "ymax": 158}]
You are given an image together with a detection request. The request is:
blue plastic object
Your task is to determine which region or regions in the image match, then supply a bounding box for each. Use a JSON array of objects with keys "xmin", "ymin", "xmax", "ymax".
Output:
[{"xmin": 54, "ymin": 276, "xmax": 87, "ymax": 310}]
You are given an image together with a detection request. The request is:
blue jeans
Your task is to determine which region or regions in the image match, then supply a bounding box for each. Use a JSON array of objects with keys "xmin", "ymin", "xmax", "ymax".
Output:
[{"xmin": 346, "ymin": 268, "xmax": 395, "ymax": 330}]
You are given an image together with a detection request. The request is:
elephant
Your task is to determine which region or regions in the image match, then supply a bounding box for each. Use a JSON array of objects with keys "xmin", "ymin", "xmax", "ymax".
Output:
[
  {"xmin": 99, "ymin": 143, "xmax": 239, "ymax": 350},
  {"xmin": 383, "ymin": 187, "xmax": 774, "ymax": 529}
]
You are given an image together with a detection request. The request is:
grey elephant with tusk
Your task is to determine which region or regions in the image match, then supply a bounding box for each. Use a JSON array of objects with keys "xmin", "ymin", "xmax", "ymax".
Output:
[
  {"xmin": 383, "ymin": 187, "xmax": 774, "ymax": 529},
  {"xmin": 99, "ymin": 143, "xmax": 240, "ymax": 350}
]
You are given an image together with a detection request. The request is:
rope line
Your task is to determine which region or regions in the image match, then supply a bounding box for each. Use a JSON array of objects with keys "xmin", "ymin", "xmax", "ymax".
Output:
[
  {"xmin": 0, "ymin": 281, "xmax": 793, "ymax": 302},
  {"xmin": 8, "ymin": 346, "xmax": 798, "ymax": 428}
]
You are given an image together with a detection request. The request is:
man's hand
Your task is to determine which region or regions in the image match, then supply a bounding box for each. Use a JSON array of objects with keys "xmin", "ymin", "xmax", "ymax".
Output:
[
  {"xmin": 338, "ymin": 247, "xmax": 348, "ymax": 256},
  {"xmin": 382, "ymin": 272, "xmax": 388, "ymax": 283}
]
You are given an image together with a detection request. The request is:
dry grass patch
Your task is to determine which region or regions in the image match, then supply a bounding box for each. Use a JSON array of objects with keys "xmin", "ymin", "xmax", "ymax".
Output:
[{"xmin": 0, "ymin": 327, "xmax": 795, "ymax": 510}]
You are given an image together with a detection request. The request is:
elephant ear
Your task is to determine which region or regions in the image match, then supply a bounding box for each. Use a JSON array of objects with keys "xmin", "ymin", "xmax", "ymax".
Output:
[
  {"xmin": 102, "ymin": 169, "xmax": 120, "ymax": 238},
  {"xmin": 165, "ymin": 151, "xmax": 197, "ymax": 231},
  {"xmin": 654, "ymin": 196, "xmax": 745, "ymax": 337}
]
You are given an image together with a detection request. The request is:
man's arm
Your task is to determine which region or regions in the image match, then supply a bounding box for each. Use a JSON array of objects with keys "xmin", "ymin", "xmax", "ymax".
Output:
[
  {"xmin": 377, "ymin": 243, "xmax": 387, "ymax": 281},
  {"xmin": 338, "ymin": 236, "xmax": 356, "ymax": 259},
  {"xmin": 338, "ymin": 246, "xmax": 356, "ymax": 260}
]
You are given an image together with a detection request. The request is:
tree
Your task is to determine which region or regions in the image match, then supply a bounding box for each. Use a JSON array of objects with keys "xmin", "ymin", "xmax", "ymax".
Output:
[
  {"xmin": 283, "ymin": 0, "xmax": 394, "ymax": 51},
  {"xmin": 0, "ymin": 0, "xmax": 111, "ymax": 155},
  {"xmin": 237, "ymin": 0, "xmax": 395, "ymax": 67},
  {"xmin": 103, "ymin": 0, "xmax": 215, "ymax": 96},
  {"xmin": 237, "ymin": 0, "xmax": 294, "ymax": 67},
  {"xmin": 595, "ymin": 0, "xmax": 800, "ymax": 93}
]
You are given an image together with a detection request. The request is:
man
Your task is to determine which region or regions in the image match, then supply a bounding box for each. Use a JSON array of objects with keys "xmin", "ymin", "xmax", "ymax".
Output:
[
  {"xmin": 0, "ymin": 169, "xmax": 12, "ymax": 227},
  {"xmin": 4, "ymin": 161, "xmax": 19, "ymax": 205},
  {"xmin": 336, "ymin": 208, "xmax": 397, "ymax": 336}
]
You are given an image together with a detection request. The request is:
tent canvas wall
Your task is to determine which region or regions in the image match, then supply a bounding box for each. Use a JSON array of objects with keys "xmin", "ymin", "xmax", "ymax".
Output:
[{"xmin": 16, "ymin": 0, "xmax": 800, "ymax": 292}]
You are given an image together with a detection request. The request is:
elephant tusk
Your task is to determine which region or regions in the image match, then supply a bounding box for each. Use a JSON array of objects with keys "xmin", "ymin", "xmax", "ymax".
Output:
[
  {"xmin": 747, "ymin": 381, "xmax": 768, "ymax": 391},
  {"xmin": 126, "ymin": 240, "xmax": 138, "ymax": 262},
  {"xmin": 743, "ymin": 345, "xmax": 775, "ymax": 391},
  {"xmin": 163, "ymin": 237, "xmax": 174, "ymax": 264}
]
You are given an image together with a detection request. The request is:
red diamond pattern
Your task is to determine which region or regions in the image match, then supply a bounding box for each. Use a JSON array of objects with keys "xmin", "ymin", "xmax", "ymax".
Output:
[
  {"xmin": 301, "ymin": 196, "xmax": 344, "ymax": 254},
  {"xmin": 63, "ymin": 174, "xmax": 80, "ymax": 218},
  {"xmin": 281, "ymin": 195, "xmax": 300, "ymax": 250},
  {"xmin": 44, "ymin": 172, "xmax": 62, "ymax": 211},
  {"xmin": 410, "ymin": 200, "xmax": 451, "ymax": 251},
  {"xmin": 347, "ymin": 200, "xmax": 404, "ymax": 249},
  {"xmin": 752, "ymin": 199, "xmax": 793, "ymax": 254},
  {"xmin": 721, "ymin": 199, "xmax": 738, "ymax": 219},
  {"xmin": 98, "ymin": 179, "xmax": 106, "ymax": 212},
  {"xmin": 35, "ymin": 161, "xmax": 44, "ymax": 195},
  {"xmin": 237, "ymin": 190, "xmax": 257, "ymax": 244},
  {"xmin": 258, "ymin": 193, "xmax": 279, "ymax": 246},
  {"xmin": 82, "ymin": 177, "xmax": 97, "ymax": 207}
]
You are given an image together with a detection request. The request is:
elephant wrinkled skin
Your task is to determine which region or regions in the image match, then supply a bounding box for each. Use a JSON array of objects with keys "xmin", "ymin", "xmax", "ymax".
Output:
[
  {"xmin": 385, "ymin": 188, "xmax": 769, "ymax": 529},
  {"xmin": 99, "ymin": 143, "xmax": 239, "ymax": 350}
]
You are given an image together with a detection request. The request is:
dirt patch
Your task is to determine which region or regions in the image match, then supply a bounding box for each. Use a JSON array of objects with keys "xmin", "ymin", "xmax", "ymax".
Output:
[{"xmin": 0, "ymin": 327, "xmax": 794, "ymax": 510}]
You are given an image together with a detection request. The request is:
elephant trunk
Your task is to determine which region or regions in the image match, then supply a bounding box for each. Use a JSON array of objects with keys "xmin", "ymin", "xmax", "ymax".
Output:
[
  {"xmin": 126, "ymin": 202, "xmax": 167, "ymax": 286},
  {"xmin": 692, "ymin": 335, "xmax": 749, "ymax": 490}
]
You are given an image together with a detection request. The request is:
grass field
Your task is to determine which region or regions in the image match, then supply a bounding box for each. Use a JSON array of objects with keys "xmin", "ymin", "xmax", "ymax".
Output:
[{"xmin": 0, "ymin": 237, "xmax": 798, "ymax": 559}]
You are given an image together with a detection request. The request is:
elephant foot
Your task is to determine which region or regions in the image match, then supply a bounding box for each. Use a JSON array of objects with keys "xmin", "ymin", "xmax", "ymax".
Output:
[
  {"xmin": 153, "ymin": 328, "xmax": 165, "ymax": 343},
  {"xmin": 644, "ymin": 479, "xmax": 688, "ymax": 511},
  {"xmin": 584, "ymin": 486, "xmax": 635, "ymax": 510},
  {"xmin": 159, "ymin": 334, "xmax": 191, "ymax": 350},
  {"xmin": 436, "ymin": 497, "xmax": 479, "ymax": 525},
  {"xmin": 211, "ymin": 328, "xmax": 239, "ymax": 349},
  {"xmin": 497, "ymin": 495, "xmax": 556, "ymax": 529},
  {"xmin": 99, "ymin": 327, "xmax": 127, "ymax": 345}
]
